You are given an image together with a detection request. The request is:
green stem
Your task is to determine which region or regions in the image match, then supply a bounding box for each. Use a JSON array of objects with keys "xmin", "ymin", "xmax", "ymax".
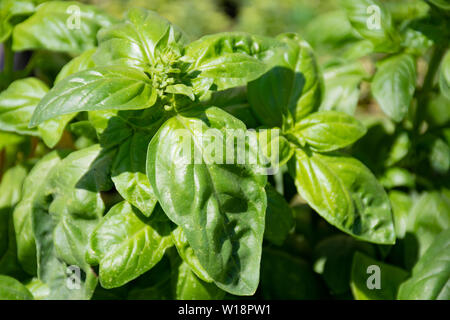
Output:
[
  {"xmin": 413, "ymin": 44, "xmax": 447, "ymax": 135},
  {"xmin": 3, "ymin": 37, "xmax": 14, "ymax": 85}
]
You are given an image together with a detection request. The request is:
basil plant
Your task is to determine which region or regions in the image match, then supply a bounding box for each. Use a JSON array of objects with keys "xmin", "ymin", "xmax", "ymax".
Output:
[{"xmin": 0, "ymin": 0, "xmax": 448, "ymax": 300}]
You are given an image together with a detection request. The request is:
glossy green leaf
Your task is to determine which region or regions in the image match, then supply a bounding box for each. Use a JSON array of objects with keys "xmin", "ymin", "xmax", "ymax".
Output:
[
  {"xmin": 289, "ymin": 149, "xmax": 395, "ymax": 244},
  {"xmin": 320, "ymin": 61, "xmax": 369, "ymax": 115},
  {"xmin": 398, "ymin": 229, "xmax": 450, "ymax": 300},
  {"xmin": 264, "ymin": 184, "xmax": 294, "ymax": 246},
  {"xmin": 94, "ymin": 8, "xmax": 187, "ymax": 68},
  {"xmin": 0, "ymin": 78, "xmax": 48, "ymax": 135},
  {"xmin": 111, "ymin": 132, "xmax": 157, "ymax": 217},
  {"xmin": 147, "ymin": 107, "xmax": 267, "ymax": 295},
  {"xmin": 404, "ymin": 192, "xmax": 450, "ymax": 268},
  {"xmin": 0, "ymin": 0, "xmax": 36, "ymax": 43},
  {"xmin": 87, "ymin": 201, "xmax": 173, "ymax": 288},
  {"xmin": 289, "ymin": 111, "xmax": 366, "ymax": 152},
  {"xmin": 0, "ymin": 166, "xmax": 28, "ymax": 278},
  {"xmin": 174, "ymin": 260, "xmax": 225, "ymax": 300},
  {"xmin": 351, "ymin": 252, "xmax": 409, "ymax": 300},
  {"xmin": 13, "ymin": 151, "xmax": 66, "ymax": 275},
  {"xmin": 12, "ymin": 1, "xmax": 116, "ymax": 54},
  {"xmin": 25, "ymin": 278, "xmax": 49, "ymax": 300},
  {"xmin": 388, "ymin": 191, "xmax": 414, "ymax": 239},
  {"xmin": 172, "ymin": 227, "xmax": 212, "ymax": 283},
  {"xmin": 341, "ymin": 0, "xmax": 401, "ymax": 52},
  {"xmin": 257, "ymin": 128, "xmax": 294, "ymax": 171},
  {"xmin": 248, "ymin": 33, "xmax": 323, "ymax": 127},
  {"xmin": 372, "ymin": 53, "xmax": 416, "ymax": 122},
  {"xmin": 30, "ymin": 67, "xmax": 157, "ymax": 126},
  {"xmin": 32, "ymin": 145, "xmax": 115, "ymax": 299},
  {"xmin": 183, "ymin": 32, "xmax": 281, "ymax": 93},
  {"xmin": 0, "ymin": 275, "xmax": 33, "ymax": 300}
]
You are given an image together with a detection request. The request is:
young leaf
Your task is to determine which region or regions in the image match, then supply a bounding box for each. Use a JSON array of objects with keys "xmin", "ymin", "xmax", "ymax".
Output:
[
  {"xmin": 183, "ymin": 32, "xmax": 281, "ymax": 92},
  {"xmin": 87, "ymin": 201, "xmax": 173, "ymax": 288},
  {"xmin": 29, "ymin": 67, "xmax": 157, "ymax": 126},
  {"xmin": 289, "ymin": 149, "xmax": 395, "ymax": 244},
  {"xmin": 12, "ymin": 1, "xmax": 116, "ymax": 54},
  {"xmin": 147, "ymin": 107, "xmax": 267, "ymax": 295},
  {"xmin": 0, "ymin": 77, "xmax": 48, "ymax": 135},
  {"xmin": 372, "ymin": 53, "xmax": 416, "ymax": 122},
  {"xmin": 398, "ymin": 229, "xmax": 450, "ymax": 300},
  {"xmin": 351, "ymin": 252, "xmax": 409, "ymax": 300},
  {"xmin": 289, "ymin": 111, "xmax": 367, "ymax": 152},
  {"xmin": 94, "ymin": 8, "xmax": 187, "ymax": 68},
  {"xmin": 341, "ymin": 0, "xmax": 401, "ymax": 52},
  {"xmin": 0, "ymin": 275, "xmax": 33, "ymax": 300}
]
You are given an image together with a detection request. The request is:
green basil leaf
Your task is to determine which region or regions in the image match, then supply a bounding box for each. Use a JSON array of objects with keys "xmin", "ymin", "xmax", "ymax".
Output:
[
  {"xmin": 147, "ymin": 107, "xmax": 267, "ymax": 295},
  {"xmin": 0, "ymin": 165, "xmax": 28, "ymax": 278},
  {"xmin": 29, "ymin": 66, "xmax": 157, "ymax": 126},
  {"xmin": 165, "ymin": 84, "xmax": 195, "ymax": 101},
  {"xmin": 440, "ymin": 51, "xmax": 450, "ymax": 100},
  {"xmin": 248, "ymin": 33, "xmax": 323, "ymax": 127},
  {"xmin": 313, "ymin": 235, "xmax": 376, "ymax": 295},
  {"xmin": 379, "ymin": 167, "xmax": 415, "ymax": 189},
  {"xmin": 289, "ymin": 149, "xmax": 395, "ymax": 244},
  {"xmin": 289, "ymin": 111, "xmax": 366, "ymax": 152},
  {"xmin": 37, "ymin": 49, "xmax": 97, "ymax": 148},
  {"xmin": 398, "ymin": 229, "xmax": 450, "ymax": 300},
  {"xmin": 0, "ymin": 77, "xmax": 48, "ymax": 135},
  {"xmin": 13, "ymin": 151, "xmax": 66, "ymax": 275},
  {"xmin": 94, "ymin": 8, "xmax": 187, "ymax": 68},
  {"xmin": 320, "ymin": 61, "xmax": 369, "ymax": 115},
  {"xmin": 12, "ymin": 1, "xmax": 116, "ymax": 54},
  {"xmin": 0, "ymin": 132, "xmax": 24, "ymax": 150},
  {"xmin": 183, "ymin": 32, "xmax": 281, "ymax": 93},
  {"xmin": 32, "ymin": 145, "xmax": 114, "ymax": 299},
  {"xmin": 351, "ymin": 252, "xmax": 409, "ymax": 300},
  {"xmin": 87, "ymin": 201, "xmax": 173, "ymax": 288},
  {"xmin": 341, "ymin": 0, "xmax": 401, "ymax": 52},
  {"xmin": 404, "ymin": 192, "xmax": 450, "ymax": 269},
  {"xmin": 55, "ymin": 48, "xmax": 97, "ymax": 84},
  {"xmin": 388, "ymin": 191, "xmax": 414, "ymax": 240},
  {"xmin": 0, "ymin": 275, "xmax": 33, "ymax": 300},
  {"xmin": 0, "ymin": 0, "xmax": 36, "ymax": 43},
  {"xmin": 173, "ymin": 260, "xmax": 225, "ymax": 300},
  {"xmin": 111, "ymin": 132, "xmax": 157, "ymax": 217},
  {"xmin": 24, "ymin": 277, "xmax": 49, "ymax": 300},
  {"xmin": 172, "ymin": 227, "xmax": 212, "ymax": 283},
  {"xmin": 372, "ymin": 53, "xmax": 416, "ymax": 122},
  {"xmin": 257, "ymin": 128, "xmax": 294, "ymax": 170},
  {"xmin": 264, "ymin": 184, "xmax": 294, "ymax": 246},
  {"xmin": 261, "ymin": 248, "xmax": 325, "ymax": 299}
]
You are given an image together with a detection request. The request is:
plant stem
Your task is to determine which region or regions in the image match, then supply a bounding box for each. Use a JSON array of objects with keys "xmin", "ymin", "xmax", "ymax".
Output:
[
  {"xmin": 413, "ymin": 44, "xmax": 447, "ymax": 136},
  {"xmin": 3, "ymin": 37, "xmax": 14, "ymax": 85}
]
